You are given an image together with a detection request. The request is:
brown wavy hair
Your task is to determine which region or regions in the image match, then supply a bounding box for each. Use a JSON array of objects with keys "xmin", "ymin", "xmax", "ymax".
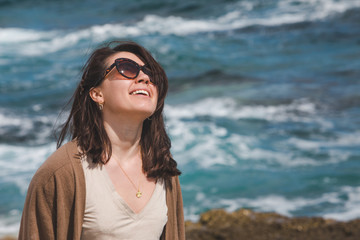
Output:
[{"xmin": 57, "ymin": 41, "xmax": 181, "ymax": 180}]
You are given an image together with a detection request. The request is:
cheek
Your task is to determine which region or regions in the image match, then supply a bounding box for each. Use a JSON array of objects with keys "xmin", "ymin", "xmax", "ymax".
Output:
[
  {"xmin": 153, "ymin": 89, "xmax": 159, "ymax": 104},
  {"xmin": 102, "ymin": 84, "xmax": 128, "ymax": 103}
]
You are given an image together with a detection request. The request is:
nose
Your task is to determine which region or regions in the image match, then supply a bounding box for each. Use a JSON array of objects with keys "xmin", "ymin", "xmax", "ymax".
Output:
[{"xmin": 135, "ymin": 70, "xmax": 151, "ymax": 85}]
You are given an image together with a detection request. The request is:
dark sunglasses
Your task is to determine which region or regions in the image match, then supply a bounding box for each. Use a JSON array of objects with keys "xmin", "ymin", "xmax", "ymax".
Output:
[{"xmin": 104, "ymin": 58, "xmax": 152, "ymax": 80}]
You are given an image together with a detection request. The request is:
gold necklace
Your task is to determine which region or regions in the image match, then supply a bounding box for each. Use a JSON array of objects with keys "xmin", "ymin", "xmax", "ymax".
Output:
[{"xmin": 113, "ymin": 156, "xmax": 142, "ymax": 198}]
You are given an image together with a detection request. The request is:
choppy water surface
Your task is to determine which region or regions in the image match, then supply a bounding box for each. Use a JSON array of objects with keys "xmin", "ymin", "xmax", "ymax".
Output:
[{"xmin": 0, "ymin": 0, "xmax": 360, "ymax": 236}]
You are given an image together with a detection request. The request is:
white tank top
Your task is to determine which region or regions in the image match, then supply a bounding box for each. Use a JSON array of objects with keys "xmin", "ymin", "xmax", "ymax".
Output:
[{"xmin": 81, "ymin": 157, "xmax": 168, "ymax": 240}]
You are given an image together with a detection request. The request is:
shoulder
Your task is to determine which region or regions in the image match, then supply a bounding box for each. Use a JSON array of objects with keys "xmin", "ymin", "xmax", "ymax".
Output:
[
  {"xmin": 168, "ymin": 175, "xmax": 181, "ymax": 189},
  {"xmin": 171, "ymin": 175, "xmax": 181, "ymax": 189},
  {"xmin": 29, "ymin": 141, "xmax": 82, "ymax": 188},
  {"xmin": 19, "ymin": 141, "xmax": 86, "ymax": 239},
  {"xmin": 165, "ymin": 175, "xmax": 182, "ymax": 197}
]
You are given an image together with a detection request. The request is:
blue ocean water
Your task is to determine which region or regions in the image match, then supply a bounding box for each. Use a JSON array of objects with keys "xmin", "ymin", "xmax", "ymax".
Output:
[{"xmin": 1, "ymin": 0, "xmax": 360, "ymax": 236}]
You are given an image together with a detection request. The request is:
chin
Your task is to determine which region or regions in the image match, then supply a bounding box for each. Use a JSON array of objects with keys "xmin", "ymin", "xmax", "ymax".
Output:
[
  {"xmin": 133, "ymin": 108, "xmax": 155, "ymax": 120},
  {"xmin": 134, "ymin": 104, "xmax": 156, "ymax": 114}
]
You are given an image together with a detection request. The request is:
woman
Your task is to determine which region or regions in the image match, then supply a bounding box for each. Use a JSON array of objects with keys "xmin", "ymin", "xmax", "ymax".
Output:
[{"xmin": 19, "ymin": 41, "xmax": 185, "ymax": 240}]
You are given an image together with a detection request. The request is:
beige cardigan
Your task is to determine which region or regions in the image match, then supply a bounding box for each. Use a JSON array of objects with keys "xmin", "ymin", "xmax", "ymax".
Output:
[{"xmin": 18, "ymin": 141, "xmax": 185, "ymax": 240}]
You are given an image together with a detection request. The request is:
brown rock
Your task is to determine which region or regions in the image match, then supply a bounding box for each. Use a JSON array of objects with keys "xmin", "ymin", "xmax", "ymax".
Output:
[
  {"xmin": 0, "ymin": 236, "xmax": 17, "ymax": 240},
  {"xmin": 185, "ymin": 209, "xmax": 360, "ymax": 240}
]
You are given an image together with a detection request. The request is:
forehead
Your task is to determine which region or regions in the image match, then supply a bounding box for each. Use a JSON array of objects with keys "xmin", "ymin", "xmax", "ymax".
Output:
[{"xmin": 106, "ymin": 51, "xmax": 145, "ymax": 66}]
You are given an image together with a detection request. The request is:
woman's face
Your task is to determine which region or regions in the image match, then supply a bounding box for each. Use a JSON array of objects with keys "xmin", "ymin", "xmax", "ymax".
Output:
[{"xmin": 93, "ymin": 51, "xmax": 158, "ymax": 121}]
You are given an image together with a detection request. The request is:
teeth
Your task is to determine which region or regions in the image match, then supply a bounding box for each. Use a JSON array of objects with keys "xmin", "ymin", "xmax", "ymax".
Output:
[{"xmin": 131, "ymin": 90, "xmax": 149, "ymax": 96}]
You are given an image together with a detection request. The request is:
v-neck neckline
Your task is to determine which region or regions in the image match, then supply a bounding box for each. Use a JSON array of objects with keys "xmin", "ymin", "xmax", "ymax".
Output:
[{"xmin": 101, "ymin": 165, "xmax": 160, "ymax": 219}]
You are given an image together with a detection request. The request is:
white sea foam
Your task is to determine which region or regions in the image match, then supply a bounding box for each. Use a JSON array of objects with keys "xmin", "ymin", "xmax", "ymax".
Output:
[
  {"xmin": 0, "ymin": 143, "xmax": 56, "ymax": 194},
  {"xmin": 184, "ymin": 185, "xmax": 360, "ymax": 221},
  {"xmin": 289, "ymin": 131, "xmax": 360, "ymax": 150},
  {"xmin": 0, "ymin": 28, "xmax": 57, "ymax": 43},
  {"xmin": 0, "ymin": 213, "xmax": 20, "ymax": 238},
  {"xmin": 165, "ymin": 97, "xmax": 324, "ymax": 123},
  {"xmin": 217, "ymin": 192, "xmax": 340, "ymax": 217},
  {"xmin": 0, "ymin": 110, "xmax": 57, "ymax": 144},
  {"xmin": 165, "ymin": 97, "xmax": 356, "ymax": 168},
  {"xmin": 169, "ymin": 118, "xmax": 238, "ymax": 168},
  {"xmin": 0, "ymin": 110, "xmax": 53, "ymax": 128},
  {"xmin": 0, "ymin": 141, "xmax": 56, "ymax": 237},
  {"xmin": 323, "ymin": 186, "xmax": 360, "ymax": 221},
  {"xmin": 1, "ymin": 0, "xmax": 358, "ymax": 57}
]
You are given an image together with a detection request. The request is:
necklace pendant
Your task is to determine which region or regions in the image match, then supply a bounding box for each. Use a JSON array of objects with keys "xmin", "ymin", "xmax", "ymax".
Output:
[{"xmin": 136, "ymin": 191, "xmax": 142, "ymax": 198}]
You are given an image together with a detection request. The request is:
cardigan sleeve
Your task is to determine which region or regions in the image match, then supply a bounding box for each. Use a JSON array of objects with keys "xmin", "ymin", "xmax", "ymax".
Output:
[{"xmin": 18, "ymin": 141, "xmax": 85, "ymax": 240}]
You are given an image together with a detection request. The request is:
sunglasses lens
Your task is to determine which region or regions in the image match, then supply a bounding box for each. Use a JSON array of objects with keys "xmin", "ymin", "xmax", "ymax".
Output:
[
  {"xmin": 117, "ymin": 61, "xmax": 139, "ymax": 79},
  {"xmin": 142, "ymin": 66, "xmax": 152, "ymax": 77}
]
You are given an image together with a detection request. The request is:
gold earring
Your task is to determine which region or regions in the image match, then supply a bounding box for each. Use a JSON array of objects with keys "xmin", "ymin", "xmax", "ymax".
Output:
[{"xmin": 98, "ymin": 102, "xmax": 103, "ymax": 110}]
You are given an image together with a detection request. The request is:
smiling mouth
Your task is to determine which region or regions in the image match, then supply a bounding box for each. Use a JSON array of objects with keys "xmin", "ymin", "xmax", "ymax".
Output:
[{"xmin": 130, "ymin": 90, "xmax": 150, "ymax": 96}]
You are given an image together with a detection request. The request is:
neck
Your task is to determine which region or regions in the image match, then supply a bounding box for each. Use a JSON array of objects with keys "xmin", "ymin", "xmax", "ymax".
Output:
[{"xmin": 103, "ymin": 113, "xmax": 144, "ymax": 164}]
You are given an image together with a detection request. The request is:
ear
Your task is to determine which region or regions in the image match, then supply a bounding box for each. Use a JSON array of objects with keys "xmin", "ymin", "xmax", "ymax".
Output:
[{"xmin": 89, "ymin": 87, "xmax": 104, "ymax": 104}]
